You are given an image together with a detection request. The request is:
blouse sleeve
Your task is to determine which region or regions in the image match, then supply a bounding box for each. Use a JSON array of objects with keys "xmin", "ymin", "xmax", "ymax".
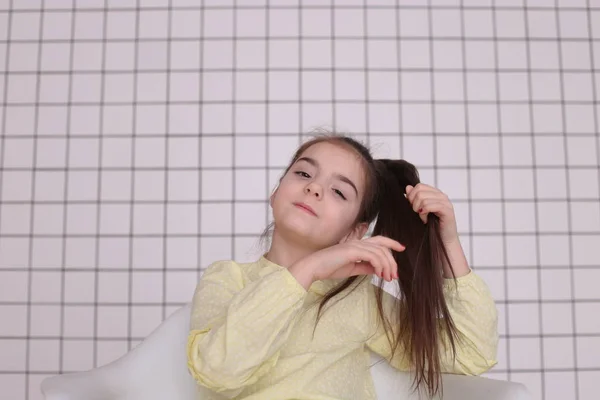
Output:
[
  {"xmin": 186, "ymin": 261, "xmax": 308, "ymax": 398},
  {"xmin": 365, "ymin": 270, "xmax": 499, "ymax": 375}
]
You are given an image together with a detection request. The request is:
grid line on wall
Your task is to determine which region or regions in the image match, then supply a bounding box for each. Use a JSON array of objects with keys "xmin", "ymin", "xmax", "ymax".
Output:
[
  {"xmin": 491, "ymin": 0, "xmax": 512, "ymax": 382},
  {"xmin": 554, "ymin": 1, "xmax": 580, "ymax": 398},
  {"xmin": 231, "ymin": 0, "xmax": 237, "ymax": 261},
  {"xmin": 22, "ymin": 0, "xmax": 45, "ymax": 397},
  {"xmin": 1, "ymin": 4, "xmax": 600, "ymax": 13},
  {"xmin": 92, "ymin": 0, "xmax": 108, "ymax": 370},
  {"xmin": 56, "ymin": 0, "xmax": 77, "ymax": 378},
  {"xmin": 524, "ymin": 2, "xmax": 546, "ymax": 396},
  {"xmin": 0, "ymin": 3, "xmax": 599, "ymax": 399}
]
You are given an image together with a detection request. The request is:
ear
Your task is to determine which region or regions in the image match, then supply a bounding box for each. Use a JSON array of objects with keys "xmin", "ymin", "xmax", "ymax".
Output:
[{"xmin": 340, "ymin": 222, "xmax": 369, "ymax": 243}]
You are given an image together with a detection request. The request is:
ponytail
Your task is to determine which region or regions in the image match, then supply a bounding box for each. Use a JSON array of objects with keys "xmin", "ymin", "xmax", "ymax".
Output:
[
  {"xmin": 372, "ymin": 159, "xmax": 460, "ymax": 397},
  {"xmin": 283, "ymin": 134, "xmax": 462, "ymax": 398}
]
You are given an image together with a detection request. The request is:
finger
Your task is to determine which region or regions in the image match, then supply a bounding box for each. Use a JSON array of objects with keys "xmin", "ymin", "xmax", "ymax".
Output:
[
  {"xmin": 361, "ymin": 245, "xmax": 390, "ymax": 281},
  {"xmin": 379, "ymin": 243, "xmax": 398, "ymax": 280},
  {"xmin": 406, "ymin": 183, "xmax": 431, "ymax": 205},
  {"xmin": 412, "ymin": 192, "xmax": 445, "ymax": 216},
  {"xmin": 413, "ymin": 182, "xmax": 435, "ymax": 191},
  {"xmin": 416, "ymin": 199, "xmax": 430, "ymax": 224},
  {"xmin": 368, "ymin": 243, "xmax": 396, "ymax": 281},
  {"xmin": 351, "ymin": 242, "xmax": 385, "ymax": 277},
  {"xmin": 420, "ymin": 199, "xmax": 451, "ymax": 214},
  {"xmin": 418, "ymin": 199, "xmax": 449, "ymax": 223},
  {"xmin": 417, "ymin": 199, "xmax": 439, "ymax": 224},
  {"xmin": 348, "ymin": 261, "xmax": 375, "ymax": 277},
  {"xmin": 405, "ymin": 184, "xmax": 415, "ymax": 204},
  {"xmin": 407, "ymin": 184, "xmax": 442, "ymax": 211},
  {"xmin": 407, "ymin": 186, "xmax": 423, "ymax": 210},
  {"xmin": 369, "ymin": 242, "xmax": 397, "ymax": 282},
  {"xmin": 363, "ymin": 242, "xmax": 392, "ymax": 281},
  {"xmin": 410, "ymin": 190, "xmax": 432, "ymax": 214},
  {"xmin": 367, "ymin": 236, "xmax": 406, "ymax": 252}
]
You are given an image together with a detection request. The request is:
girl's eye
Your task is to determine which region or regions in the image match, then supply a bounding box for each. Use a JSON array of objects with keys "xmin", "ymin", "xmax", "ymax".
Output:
[
  {"xmin": 334, "ymin": 189, "xmax": 347, "ymax": 200},
  {"xmin": 295, "ymin": 171, "xmax": 311, "ymax": 178}
]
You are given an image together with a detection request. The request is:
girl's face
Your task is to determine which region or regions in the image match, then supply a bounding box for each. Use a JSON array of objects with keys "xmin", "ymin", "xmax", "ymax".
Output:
[{"xmin": 270, "ymin": 142, "xmax": 368, "ymax": 250}]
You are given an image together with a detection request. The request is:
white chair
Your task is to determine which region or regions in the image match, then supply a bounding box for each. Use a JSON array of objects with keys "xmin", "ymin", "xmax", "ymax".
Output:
[{"xmin": 40, "ymin": 304, "xmax": 531, "ymax": 400}]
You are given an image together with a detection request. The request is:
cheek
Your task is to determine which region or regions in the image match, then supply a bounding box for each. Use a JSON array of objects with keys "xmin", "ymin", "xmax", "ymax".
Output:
[
  {"xmin": 271, "ymin": 185, "xmax": 295, "ymax": 214},
  {"xmin": 327, "ymin": 202, "xmax": 360, "ymax": 227},
  {"xmin": 275, "ymin": 186, "xmax": 292, "ymax": 202}
]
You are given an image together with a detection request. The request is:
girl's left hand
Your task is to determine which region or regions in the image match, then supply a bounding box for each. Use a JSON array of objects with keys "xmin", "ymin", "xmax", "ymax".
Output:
[{"xmin": 405, "ymin": 183, "xmax": 459, "ymax": 245}]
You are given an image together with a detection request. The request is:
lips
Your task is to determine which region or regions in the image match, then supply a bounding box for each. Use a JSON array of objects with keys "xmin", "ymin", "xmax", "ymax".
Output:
[{"xmin": 293, "ymin": 202, "xmax": 317, "ymax": 217}]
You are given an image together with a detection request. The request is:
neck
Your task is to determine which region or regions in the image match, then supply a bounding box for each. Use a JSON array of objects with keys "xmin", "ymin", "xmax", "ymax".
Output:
[{"xmin": 264, "ymin": 228, "xmax": 319, "ymax": 268}]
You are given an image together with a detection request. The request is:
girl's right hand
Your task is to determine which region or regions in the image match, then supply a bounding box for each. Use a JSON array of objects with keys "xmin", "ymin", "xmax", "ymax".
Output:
[{"xmin": 289, "ymin": 236, "xmax": 406, "ymax": 287}]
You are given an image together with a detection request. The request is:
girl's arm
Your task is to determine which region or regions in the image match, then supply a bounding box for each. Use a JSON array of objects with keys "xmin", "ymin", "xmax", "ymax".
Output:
[
  {"xmin": 187, "ymin": 260, "xmax": 308, "ymax": 398},
  {"xmin": 438, "ymin": 270, "xmax": 499, "ymax": 374},
  {"xmin": 366, "ymin": 270, "xmax": 499, "ymax": 375},
  {"xmin": 371, "ymin": 183, "xmax": 498, "ymax": 374}
]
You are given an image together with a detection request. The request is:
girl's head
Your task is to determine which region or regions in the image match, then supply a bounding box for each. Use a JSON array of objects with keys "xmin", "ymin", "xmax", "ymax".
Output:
[
  {"xmin": 270, "ymin": 136, "xmax": 370, "ymax": 249},
  {"xmin": 270, "ymin": 134, "xmax": 420, "ymax": 251},
  {"xmin": 270, "ymin": 132, "xmax": 460, "ymax": 397}
]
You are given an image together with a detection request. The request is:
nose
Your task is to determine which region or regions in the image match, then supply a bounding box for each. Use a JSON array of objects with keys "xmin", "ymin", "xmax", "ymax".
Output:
[{"xmin": 304, "ymin": 182, "xmax": 322, "ymax": 199}]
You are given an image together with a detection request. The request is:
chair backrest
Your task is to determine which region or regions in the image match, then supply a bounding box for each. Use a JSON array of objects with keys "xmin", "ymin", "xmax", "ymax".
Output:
[
  {"xmin": 42, "ymin": 303, "xmax": 530, "ymax": 400},
  {"xmin": 41, "ymin": 304, "xmax": 200, "ymax": 400},
  {"xmin": 119, "ymin": 304, "xmax": 199, "ymax": 399},
  {"xmin": 119, "ymin": 304, "xmax": 530, "ymax": 400}
]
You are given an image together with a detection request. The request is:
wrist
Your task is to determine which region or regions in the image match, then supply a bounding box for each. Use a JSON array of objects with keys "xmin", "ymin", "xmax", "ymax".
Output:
[
  {"xmin": 442, "ymin": 239, "xmax": 471, "ymax": 278},
  {"xmin": 442, "ymin": 235, "xmax": 460, "ymax": 247},
  {"xmin": 288, "ymin": 260, "xmax": 316, "ymax": 291}
]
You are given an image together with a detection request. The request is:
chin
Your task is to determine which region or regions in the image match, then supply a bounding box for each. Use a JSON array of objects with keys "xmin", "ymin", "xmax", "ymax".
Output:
[
  {"xmin": 278, "ymin": 220, "xmax": 341, "ymax": 251},
  {"xmin": 274, "ymin": 217, "xmax": 318, "ymax": 246},
  {"xmin": 278, "ymin": 216, "xmax": 313, "ymax": 238}
]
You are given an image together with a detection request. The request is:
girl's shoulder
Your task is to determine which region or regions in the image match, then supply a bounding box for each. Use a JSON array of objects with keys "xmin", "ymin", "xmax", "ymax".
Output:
[
  {"xmin": 201, "ymin": 259, "xmax": 240, "ymax": 275},
  {"xmin": 200, "ymin": 257, "xmax": 272, "ymax": 285}
]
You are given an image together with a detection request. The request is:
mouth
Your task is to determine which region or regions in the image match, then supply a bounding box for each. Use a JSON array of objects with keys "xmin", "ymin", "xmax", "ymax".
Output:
[{"xmin": 293, "ymin": 202, "xmax": 318, "ymax": 217}]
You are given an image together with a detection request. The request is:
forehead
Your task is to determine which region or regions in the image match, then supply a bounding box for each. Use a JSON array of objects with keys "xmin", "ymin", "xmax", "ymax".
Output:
[{"xmin": 299, "ymin": 141, "xmax": 365, "ymax": 181}]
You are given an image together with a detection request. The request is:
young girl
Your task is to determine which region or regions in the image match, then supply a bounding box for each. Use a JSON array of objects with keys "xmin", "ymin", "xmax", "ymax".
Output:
[{"xmin": 186, "ymin": 134, "xmax": 498, "ymax": 399}]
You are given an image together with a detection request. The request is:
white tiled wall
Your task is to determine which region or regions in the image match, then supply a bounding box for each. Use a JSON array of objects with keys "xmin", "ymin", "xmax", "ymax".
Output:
[{"xmin": 0, "ymin": 1, "xmax": 599, "ymax": 399}]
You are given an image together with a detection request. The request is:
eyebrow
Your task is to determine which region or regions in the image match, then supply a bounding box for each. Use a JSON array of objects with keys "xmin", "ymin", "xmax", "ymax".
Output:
[{"xmin": 296, "ymin": 156, "xmax": 359, "ymax": 197}]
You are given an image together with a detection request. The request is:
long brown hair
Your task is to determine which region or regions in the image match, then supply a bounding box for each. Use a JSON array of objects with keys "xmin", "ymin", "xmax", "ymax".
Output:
[{"xmin": 270, "ymin": 133, "xmax": 461, "ymax": 397}]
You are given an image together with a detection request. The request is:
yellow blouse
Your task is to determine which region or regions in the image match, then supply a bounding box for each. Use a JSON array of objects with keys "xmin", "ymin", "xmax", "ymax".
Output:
[{"xmin": 187, "ymin": 256, "xmax": 498, "ymax": 399}]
